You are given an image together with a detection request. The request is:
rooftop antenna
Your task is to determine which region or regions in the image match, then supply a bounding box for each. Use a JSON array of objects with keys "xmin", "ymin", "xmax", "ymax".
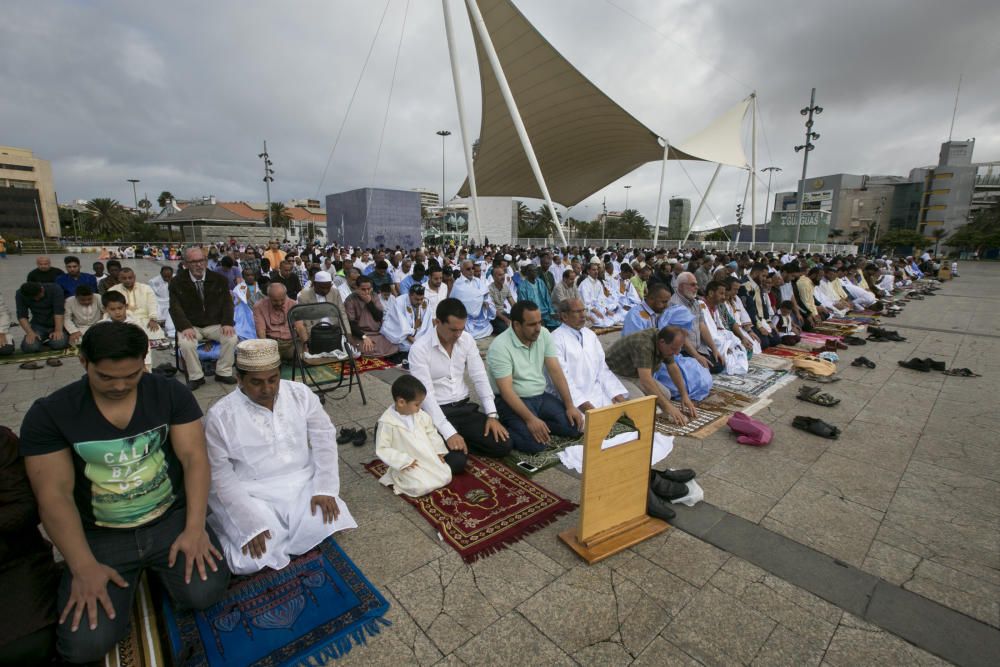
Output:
[{"xmin": 948, "ymin": 73, "xmax": 962, "ymax": 142}]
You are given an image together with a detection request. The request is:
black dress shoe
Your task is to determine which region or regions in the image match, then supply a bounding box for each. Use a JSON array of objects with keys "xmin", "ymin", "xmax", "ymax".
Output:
[
  {"xmin": 654, "ymin": 468, "xmax": 696, "ymax": 484},
  {"xmin": 650, "ymin": 473, "xmax": 690, "ymax": 501},
  {"xmin": 352, "ymin": 429, "xmax": 368, "ymax": 447},
  {"xmin": 188, "ymin": 378, "xmax": 205, "ymax": 390},
  {"xmin": 337, "ymin": 428, "xmax": 357, "ymax": 445},
  {"xmin": 647, "ymin": 487, "xmax": 676, "ymax": 521},
  {"xmin": 215, "ymin": 374, "xmax": 238, "ymax": 385}
]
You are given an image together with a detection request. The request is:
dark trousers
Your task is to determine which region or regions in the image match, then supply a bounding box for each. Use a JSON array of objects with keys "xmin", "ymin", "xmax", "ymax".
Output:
[
  {"xmin": 443, "ymin": 450, "xmax": 468, "ymax": 475},
  {"xmin": 21, "ymin": 323, "xmax": 69, "ymax": 353},
  {"xmin": 56, "ymin": 507, "xmax": 230, "ymax": 664},
  {"xmin": 490, "ymin": 317, "xmax": 509, "ymax": 335},
  {"xmin": 495, "ymin": 393, "xmax": 582, "ymax": 454},
  {"xmin": 0, "ymin": 626, "xmax": 55, "ymax": 666},
  {"xmin": 754, "ymin": 326, "xmax": 782, "ymax": 349},
  {"xmin": 441, "ymin": 400, "xmax": 512, "ymax": 458}
]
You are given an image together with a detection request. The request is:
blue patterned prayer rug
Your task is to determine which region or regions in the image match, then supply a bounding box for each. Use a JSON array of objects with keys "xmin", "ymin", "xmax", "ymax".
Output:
[{"xmin": 161, "ymin": 539, "xmax": 390, "ymax": 667}]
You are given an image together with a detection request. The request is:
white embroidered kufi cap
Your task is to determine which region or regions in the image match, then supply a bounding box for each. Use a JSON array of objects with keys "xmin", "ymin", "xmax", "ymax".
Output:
[{"xmin": 236, "ymin": 339, "xmax": 281, "ymax": 372}]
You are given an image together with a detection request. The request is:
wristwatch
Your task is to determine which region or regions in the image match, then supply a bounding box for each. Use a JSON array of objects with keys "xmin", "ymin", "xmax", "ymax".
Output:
[{"xmin": 487, "ymin": 412, "xmax": 499, "ymax": 419}]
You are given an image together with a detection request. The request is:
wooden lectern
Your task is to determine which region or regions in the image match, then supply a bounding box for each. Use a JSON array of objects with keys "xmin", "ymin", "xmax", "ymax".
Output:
[{"xmin": 559, "ymin": 396, "xmax": 670, "ymax": 564}]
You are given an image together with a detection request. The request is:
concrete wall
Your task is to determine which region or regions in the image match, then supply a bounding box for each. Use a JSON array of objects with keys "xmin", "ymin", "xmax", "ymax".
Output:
[
  {"xmin": 461, "ymin": 196, "xmax": 515, "ymax": 244},
  {"xmin": 0, "ymin": 146, "xmax": 60, "ymax": 237}
]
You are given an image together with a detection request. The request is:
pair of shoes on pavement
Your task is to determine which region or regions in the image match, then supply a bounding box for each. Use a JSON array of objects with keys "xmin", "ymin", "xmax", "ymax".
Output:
[
  {"xmin": 188, "ymin": 374, "xmax": 237, "ymax": 390},
  {"xmin": 897, "ymin": 357, "xmax": 945, "ymax": 373},
  {"xmin": 337, "ymin": 427, "xmax": 368, "ymax": 447},
  {"xmin": 851, "ymin": 356, "xmax": 876, "ymax": 369},
  {"xmin": 647, "ymin": 468, "xmax": 696, "ymax": 522}
]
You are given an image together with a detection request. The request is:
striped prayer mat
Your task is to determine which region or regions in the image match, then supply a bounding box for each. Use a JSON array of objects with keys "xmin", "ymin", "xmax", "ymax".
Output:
[
  {"xmin": 104, "ymin": 573, "xmax": 163, "ymax": 667},
  {"xmin": 0, "ymin": 345, "xmax": 78, "ymax": 366}
]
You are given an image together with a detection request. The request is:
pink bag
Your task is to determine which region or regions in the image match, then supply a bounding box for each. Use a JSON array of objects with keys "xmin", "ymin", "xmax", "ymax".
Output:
[{"xmin": 727, "ymin": 412, "xmax": 773, "ymax": 446}]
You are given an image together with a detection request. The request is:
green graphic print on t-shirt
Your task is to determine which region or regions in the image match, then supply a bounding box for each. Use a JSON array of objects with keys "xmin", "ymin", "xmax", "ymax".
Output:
[{"xmin": 74, "ymin": 424, "xmax": 176, "ymax": 528}]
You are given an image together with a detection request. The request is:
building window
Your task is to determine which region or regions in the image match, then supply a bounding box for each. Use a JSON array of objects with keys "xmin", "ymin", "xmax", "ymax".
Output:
[{"xmin": 0, "ymin": 163, "xmax": 34, "ymax": 172}]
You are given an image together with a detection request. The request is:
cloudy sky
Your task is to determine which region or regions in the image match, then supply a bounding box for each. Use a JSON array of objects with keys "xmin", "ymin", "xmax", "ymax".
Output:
[{"xmin": 3, "ymin": 0, "xmax": 998, "ymax": 230}]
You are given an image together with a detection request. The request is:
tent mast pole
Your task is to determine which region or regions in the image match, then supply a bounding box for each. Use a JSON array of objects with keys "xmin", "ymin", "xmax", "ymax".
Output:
[
  {"xmin": 464, "ymin": 0, "xmax": 568, "ymax": 246},
  {"xmin": 651, "ymin": 140, "xmax": 669, "ymax": 249},
  {"xmin": 682, "ymin": 163, "xmax": 722, "ymax": 244},
  {"xmin": 443, "ymin": 0, "xmax": 482, "ymax": 244},
  {"xmin": 751, "ymin": 92, "xmax": 757, "ymax": 246}
]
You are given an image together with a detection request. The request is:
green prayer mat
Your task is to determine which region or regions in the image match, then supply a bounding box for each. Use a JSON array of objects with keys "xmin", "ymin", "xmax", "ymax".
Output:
[
  {"xmin": 281, "ymin": 362, "xmax": 345, "ymax": 383},
  {"xmin": 502, "ymin": 420, "xmax": 635, "ymax": 476},
  {"xmin": 0, "ymin": 345, "xmax": 78, "ymax": 366}
]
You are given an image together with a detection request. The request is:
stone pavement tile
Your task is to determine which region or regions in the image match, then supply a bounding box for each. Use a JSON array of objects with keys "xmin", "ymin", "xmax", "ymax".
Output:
[
  {"xmin": 887, "ymin": 367, "xmax": 947, "ymax": 390},
  {"xmin": 822, "ymin": 613, "xmax": 950, "ymax": 667},
  {"xmin": 802, "ymin": 451, "xmax": 903, "ymax": 512},
  {"xmin": 852, "ymin": 382, "xmax": 938, "ymax": 430},
  {"xmin": 516, "ymin": 564, "xmax": 619, "ymax": 654},
  {"xmin": 431, "ymin": 655, "xmax": 466, "ymax": 666},
  {"xmin": 333, "ymin": 589, "xmax": 443, "ymax": 667},
  {"xmin": 388, "ymin": 553, "xmax": 500, "ymax": 655},
  {"xmin": 761, "ymin": 477, "xmax": 883, "ymax": 567},
  {"xmin": 531, "ymin": 467, "xmax": 581, "ymax": 504},
  {"xmin": 657, "ymin": 436, "xmax": 731, "ymax": 474},
  {"xmin": 521, "ymin": 510, "xmax": 585, "ymax": 571},
  {"xmin": 912, "ymin": 430, "xmax": 1000, "ymax": 482},
  {"xmin": 927, "ymin": 396, "xmax": 1000, "ymax": 431},
  {"xmin": 630, "ymin": 636, "xmax": 702, "ymax": 666},
  {"xmin": 571, "ymin": 640, "xmax": 633, "ymax": 666},
  {"xmin": 828, "ymin": 419, "xmax": 920, "ymax": 474},
  {"xmin": 608, "ymin": 570, "xmax": 675, "ymax": 657},
  {"xmin": 606, "ymin": 552, "xmax": 699, "ymax": 623},
  {"xmin": 697, "ymin": 473, "xmax": 777, "ymax": 524},
  {"xmin": 337, "ymin": 511, "xmax": 447, "ymax": 586},
  {"xmin": 903, "ymin": 559, "xmax": 1000, "ymax": 628},
  {"xmin": 468, "ymin": 540, "xmax": 565, "ymax": 615},
  {"xmin": 861, "ymin": 539, "xmax": 922, "ymax": 586},
  {"xmin": 452, "ymin": 611, "xmax": 574, "ymax": 666},
  {"xmin": 755, "ymin": 421, "xmax": 830, "ymax": 465},
  {"xmin": 631, "ymin": 528, "xmax": 730, "ymax": 588},
  {"xmin": 708, "ymin": 447, "xmax": 810, "ymax": 501},
  {"xmin": 662, "ymin": 584, "xmax": 776, "ymax": 665}
]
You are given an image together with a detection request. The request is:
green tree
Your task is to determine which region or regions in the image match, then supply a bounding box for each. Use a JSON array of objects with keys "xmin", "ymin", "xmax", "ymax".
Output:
[
  {"xmin": 268, "ymin": 202, "xmax": 293, "ymax": 230},
  {"xmin": 704, "ymin": 229, "xmax": 729, "ymax": 242},
  {"xmin": 607, "ymin": 208, "xmax": 651, "ymax": 240},
  {"xmin": 82, "ymin": 198, "xmax": 129, "ymax": 238},
  {"xmin": 157, "ymin": 191, "xmax": 174, "ymax": 208},
  {"xmin": 877, "ymin": 229, "xmax": 925, "ymax": 252},
  {"xmin": 947, "ymin": 208, "xmax": 1000, "ymax": 255}
]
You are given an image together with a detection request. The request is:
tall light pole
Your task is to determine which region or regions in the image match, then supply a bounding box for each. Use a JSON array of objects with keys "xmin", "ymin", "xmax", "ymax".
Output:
[
  {"xmin": 436, "ymin": 130, "xmax": 451, "ymax": 209},
  {"xmin": 258, "ymin": 141, "xmax": 275, "ymax": 236},
  {"xmin": 793, "ymin": 88, "xmax": 822, "ymax": 245},
  {"xmin": 761, "ymin": 166, "xmax": 782, "ymax": 231},
  {"xmin": 127, "ymin": 179, "xmax": 140, "ymax": 211},
  {"xmin": 624, "ymin": 184, "xmax": 632, "ymax": 210}
]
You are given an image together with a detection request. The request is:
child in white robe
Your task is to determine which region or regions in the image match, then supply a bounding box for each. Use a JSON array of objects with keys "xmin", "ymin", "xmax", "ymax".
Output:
[
  {"xmin": 376, "ymin": 375, "xmax": 467, "ymax": 497},
  {"xmin": 101, "ymin": 291, "xmax": 152, "ymax": 371}
]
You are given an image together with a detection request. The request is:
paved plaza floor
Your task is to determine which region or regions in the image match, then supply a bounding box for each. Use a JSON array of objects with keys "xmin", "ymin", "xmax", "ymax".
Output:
[{"xmin": 1, "ymin": 253, "xmax": 997, "ymax": 665}]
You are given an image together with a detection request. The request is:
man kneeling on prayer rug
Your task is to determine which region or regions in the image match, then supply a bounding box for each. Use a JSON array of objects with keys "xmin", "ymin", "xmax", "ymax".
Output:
[
  {"xmin": 204, "ymin": 339, "xmax": 356, "ymax": 575},
  {"xmin": 547, "ymin": 298, "xmax": 628, "ymax": 411}
]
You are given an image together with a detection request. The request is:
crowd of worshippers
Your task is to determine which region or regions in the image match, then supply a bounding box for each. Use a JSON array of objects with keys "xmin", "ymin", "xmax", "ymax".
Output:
[{"xmin": 0, "ymin": 240, "xmax": 945, "ymax": 663}]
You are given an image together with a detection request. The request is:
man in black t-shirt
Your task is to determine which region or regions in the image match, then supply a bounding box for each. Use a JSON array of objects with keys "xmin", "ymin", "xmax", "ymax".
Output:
[
  {"xmin": 25, "ymin": 255, "xmax": 64, "ymax": 285},
  {"xmin": 19, "ymin": 321, "xmax": 230, "ymax": 664}
]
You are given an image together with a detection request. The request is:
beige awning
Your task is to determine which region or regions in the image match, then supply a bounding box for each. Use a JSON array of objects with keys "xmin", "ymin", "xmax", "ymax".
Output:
[{"xmin": 457, "ymin": 0, "xmax": 703, "ymax": 207}]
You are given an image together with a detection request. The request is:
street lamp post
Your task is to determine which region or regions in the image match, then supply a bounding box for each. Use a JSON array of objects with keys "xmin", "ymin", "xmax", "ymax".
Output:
[
  {"xmin": 258, "ymin": 141, "xmax": 275, "ymax": 236},
  {"xmin": 624, "ymin": 184, "xmax": 632, "ymax": 210},
  {"xmin": 761, "ymin": 166, "xmax": 782, "ymax": 231},
  {"xmin": 793, "ymin": 88, "xmax": 822, "ymax": 246},
  {"xmin": 436, "ymin": 130, "xmax": 451, "ymax": 210},
  {"xmin": 127, "ymin": 179, "xmax": 140, "ymax": 212}
]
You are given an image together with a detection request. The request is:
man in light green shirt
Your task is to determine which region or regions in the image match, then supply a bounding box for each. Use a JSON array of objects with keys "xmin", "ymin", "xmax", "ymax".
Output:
[{"xmin": 487, "ymin": 301, "xmax": 584, "ymax": 453}]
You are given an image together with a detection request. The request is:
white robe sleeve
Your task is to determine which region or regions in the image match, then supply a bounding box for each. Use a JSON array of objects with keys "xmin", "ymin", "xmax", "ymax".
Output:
[
  {"xmin": 552, "ymin": 331, "xmax": 586, "ymax": 407},
  {"xmin": 380, "ymin": 295, "xmax": 409, "ymax": 345},
  {"xmin": 375, "ymin": 419, "xmax": 417, "ymax": 471},
  {"xmin": 304, "ymin": 388, "xmax": 341, "ymax": 498},
  {"xmin": 591, "ymin": 332, "xmax": 627, "ymax": 400},
  {"xmin": 420, "ymin": 411, "xmax": 449, "ymax": 457},
  {"xmin": 205, "ymin": 412, "xmax": 271, "ymax": 548}
]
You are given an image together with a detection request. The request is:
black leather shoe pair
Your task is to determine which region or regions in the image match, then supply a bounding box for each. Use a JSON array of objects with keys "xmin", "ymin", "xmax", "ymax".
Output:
[
  {"xmin": 188, "ymin": 378, "xmax": 205, "ymax": 390},
  {"xmin": 650, "ymin": 473, "xmax": 691, "ymax": 501},
  {"xmin": 215, "ymin": 375, "xmax": 238, "ymax": 385},
  {"xmin": 337, "ymin": 427, "xmax": 368, "ymax": 446}
]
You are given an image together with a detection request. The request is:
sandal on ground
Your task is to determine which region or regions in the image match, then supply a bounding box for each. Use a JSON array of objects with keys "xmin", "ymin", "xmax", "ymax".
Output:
[
  {"xmin": 922, "ymin": 358, "xmax": 946, "ymax": 371},
  {"xmin": 851, "ymin": 357, "xmax": 876, "ymax": 369},
  {"xmin": 792, "ymin": 416, "xmax": 841, "ymax": 439},
  {"xmin": 797, "ymin": 386, "xmax": 840, "ymax": 407},
  {"xmin": 943, "ymin": 368, "xmax": 982, "ymax": 377},
  {"xmin": 19, "ymin": 361, "xmax": 43, "ymax": 370},
  {"xmin": 336, "ymin": 428, "xmax": 357, "ymax": 445},
  {"xmin": 898, "ymin": 358, "xmax": 931, "ymax": 372},
  {"xmin": 794, "ymin": 369, "xmax": 841, "ymax": 383},
  {"xmin": 842, "ymin": 335, "xmax": 866, "ymax": 346},
  {"xmin": 46, "ymin": 358, "xmax": 62, "ymax": 367}
]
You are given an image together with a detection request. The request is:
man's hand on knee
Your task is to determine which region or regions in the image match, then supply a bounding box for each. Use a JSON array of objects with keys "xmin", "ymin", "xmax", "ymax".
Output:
[{"xmin": 62, "ymin": 562, "xmax": 129, "ymax": 632}]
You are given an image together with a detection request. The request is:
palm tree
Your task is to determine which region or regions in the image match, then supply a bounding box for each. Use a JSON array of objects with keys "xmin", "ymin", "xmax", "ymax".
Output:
[
  {"xmin": 157, "ymin": 191, "xmax": 174, "ymax": 208},
  {"xmin": 269, "ymin": 202, "xmax": 294, "ymax": 230},
  {"xmin": 82, "ymin": 198, "xmax": 128, "ymax": 238},
  {"xmin": 931, "ymin": 228, "xmax": 947, "ymax": 254},
  {"xmin": 612, "ymin": 208, "xmax": 651, "ymax": 239}
]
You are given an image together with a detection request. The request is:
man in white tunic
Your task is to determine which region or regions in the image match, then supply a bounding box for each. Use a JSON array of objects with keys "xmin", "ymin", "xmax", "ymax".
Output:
[
  {"xmin": 149, "ymin": 265, "xmax": 175, "ymax": 337},
  {"xmin": 380, "ymin": 284, "xmax": 432, "ymax": 352},
  {"xmin": 547, "ymin": 299, "xmax": 628, "ymax": 411},
  {"xmin": 112, "ymin": 267, "xmax": 166, "ymax": 343},
  {"xmin": 450, "ymin": 260, "xmax": 495, "ymax": 339},
  {"xmin": 578, "ymin": 260, "xmax": 622, "ymax": 327},
  {"xmin": 204, "ymin": 339, "xmax": 356, "ymax": 575}
]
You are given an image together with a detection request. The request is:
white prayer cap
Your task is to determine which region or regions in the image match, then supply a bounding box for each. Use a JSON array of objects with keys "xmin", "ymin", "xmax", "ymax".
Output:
[
  {"xmin": 236, "ymin": 339, "xmax": 281, "ymax": 372},
  {"xmin": 313, "ymin": 271, "xmax": 333, "ymax": 283},
  {"xmin": 503, "ymin": 254, "xmax": 513, "ymax": 261},
  {"xmin": 518, "ymin": 259, "xmax": 533, "ymax": 268}
]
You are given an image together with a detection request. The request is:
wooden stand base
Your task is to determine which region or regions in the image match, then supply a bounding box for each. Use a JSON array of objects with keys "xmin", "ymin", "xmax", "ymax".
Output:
[{"xmin": 559, "ymin": 517, "xmax": 670, "ymax": 564}]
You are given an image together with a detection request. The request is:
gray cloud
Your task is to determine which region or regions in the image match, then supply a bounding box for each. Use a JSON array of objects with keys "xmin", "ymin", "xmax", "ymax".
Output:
[{"xmin": 2, "ymin": 0, "xmax": 998, "ymax": 232}]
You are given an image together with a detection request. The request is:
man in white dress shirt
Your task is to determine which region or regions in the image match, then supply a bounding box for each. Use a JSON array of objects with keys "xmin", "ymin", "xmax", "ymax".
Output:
[
  {"xmin": 203, "ymin": 339, "xmax": 356, "ymax": 575},
  {"xmin": 548, "ymin": 298, "xmax": 628, "ymax": 412},
  {"xmin": 407, "ymin": 298, "xmax": 511, "ymax": 458},
  {"xmin": 423, "ymin": 265, "xmax": 448, "ymax": 316}
]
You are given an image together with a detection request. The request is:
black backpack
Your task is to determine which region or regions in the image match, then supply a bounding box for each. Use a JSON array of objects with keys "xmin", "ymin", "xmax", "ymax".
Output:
[{"xmin": 308, "ymin": 322, "xmax": 344, "ymax": 354}]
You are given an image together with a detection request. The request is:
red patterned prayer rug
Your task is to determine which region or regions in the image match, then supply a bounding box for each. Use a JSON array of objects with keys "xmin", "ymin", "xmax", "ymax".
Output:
[
  {"xmin": 348, "ymin": 356, "xmax": 396, "ymax": 374},
  {"xmin": 364, "ymin": 456, "xmax": 576, "ymax": 563}
]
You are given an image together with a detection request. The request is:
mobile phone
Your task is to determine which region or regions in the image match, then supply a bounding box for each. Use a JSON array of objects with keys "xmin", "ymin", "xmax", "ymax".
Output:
[{"xmin": 516, "ymin": 461, "xmax": 539, "ymax": 473}]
